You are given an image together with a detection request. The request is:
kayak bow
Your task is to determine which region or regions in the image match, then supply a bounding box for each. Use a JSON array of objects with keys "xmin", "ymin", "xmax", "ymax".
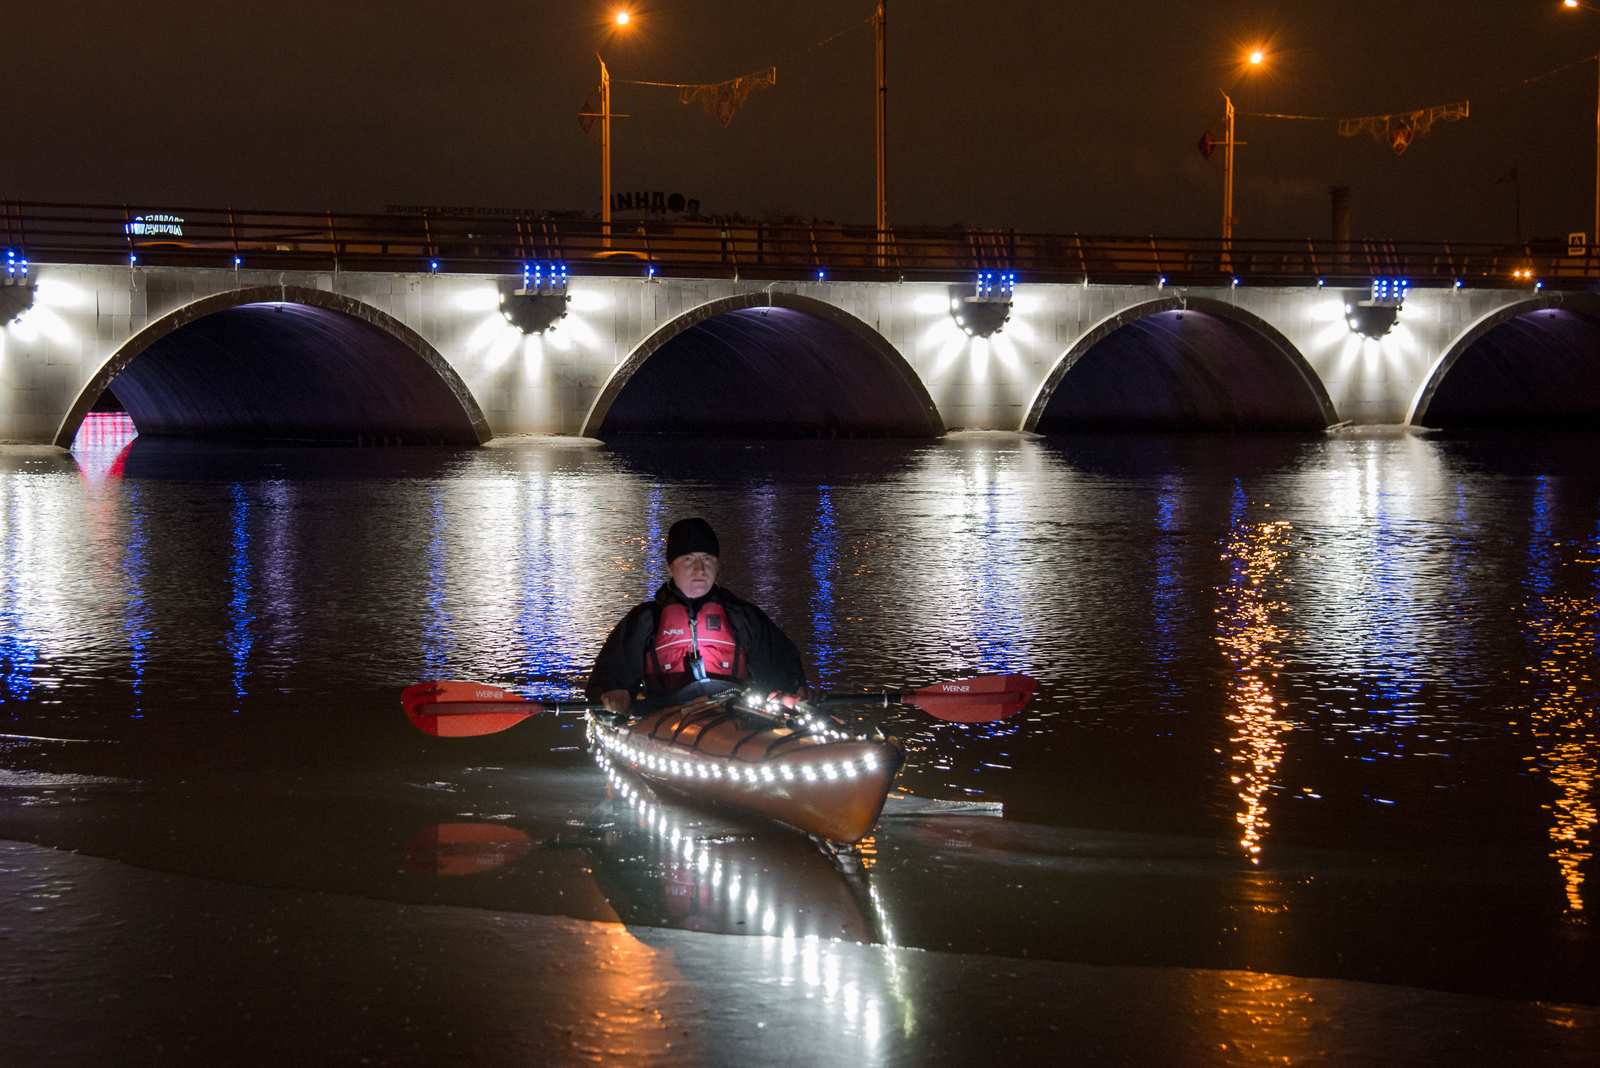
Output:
[{"xmin": 588, "ymin": 691, "xmax": 905, "ymax": 844}]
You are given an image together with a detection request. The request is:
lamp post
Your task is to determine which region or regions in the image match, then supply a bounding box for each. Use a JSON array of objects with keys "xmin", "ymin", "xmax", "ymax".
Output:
[
  {"xmin": 600, "ymin": 9, "xmax": 635, "ymax": 248},
  {"xmin": 1219, "ymin": 50, "xmax": 1265, "ymax": 251},
  {"xmin": 1562, "ymin": 2, "xmax": 1600, "ymax": 249},
  {"xmin": 875, "ymin": 1, "xmax": 888, "ymax": 266},
  {"xmin": 600, "ymin": 56, "xmax": 612, "ymax": 245},
  {"xmin": 1222, "ymin": 89, "xmax": 1237, "ymax": 244}
]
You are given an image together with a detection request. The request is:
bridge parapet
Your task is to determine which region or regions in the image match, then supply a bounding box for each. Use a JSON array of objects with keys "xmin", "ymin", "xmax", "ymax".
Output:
[{"xmin": 5, "ymin": 199, "xmax": 1597, "ymax": 289}]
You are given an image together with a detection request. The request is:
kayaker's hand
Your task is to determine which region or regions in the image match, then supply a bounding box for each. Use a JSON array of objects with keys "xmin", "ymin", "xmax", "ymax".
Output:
[
  {"xmin": 601, "ymin": 689, "xmax": 632, "ymax": 714},
  {"xmin": 779, "ymin": 687, "xmax": 811, "ymax": 709}
]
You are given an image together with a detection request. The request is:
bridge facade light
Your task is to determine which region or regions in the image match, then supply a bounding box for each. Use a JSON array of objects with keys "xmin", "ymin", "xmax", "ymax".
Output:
[
  {"xmin": 950, "ymin": 270, "xmax": 1015, "ymax": 337},
  {"xmin": 500, "ymin": 261, "xmax": 571, "ymax": 334},
  {"xmin": 1346, "ymin": 277, "xmax": 1407, "ymax": 338},
  {"xmin": 1, "ymin": 248, "xmax": 33, "ymax": 326}
]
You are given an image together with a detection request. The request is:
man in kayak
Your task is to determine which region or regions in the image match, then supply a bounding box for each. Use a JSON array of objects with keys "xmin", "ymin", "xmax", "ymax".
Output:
[{"xmin": 588, "ymin": 517, "xmax": 809, "ymax": 715}]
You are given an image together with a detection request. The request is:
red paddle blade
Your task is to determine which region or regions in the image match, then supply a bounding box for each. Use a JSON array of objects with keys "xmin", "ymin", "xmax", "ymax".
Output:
[
  {"xmin": 401, "ymin": 680, "xmax": 544, "ymax": 737},
  {"xmin": 904, "ymin": 673, "xmax": 1038, "ymax": 723}
]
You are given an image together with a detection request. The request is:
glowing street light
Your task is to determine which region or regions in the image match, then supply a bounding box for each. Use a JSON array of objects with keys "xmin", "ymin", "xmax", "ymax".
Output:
[
  {"xmin": 595, "ymin": 11, "xmax": 638, "ymax": 246},
  {"xmin": 1218, "ymin": 48, "xmax": 1268, "ymax": 247}
]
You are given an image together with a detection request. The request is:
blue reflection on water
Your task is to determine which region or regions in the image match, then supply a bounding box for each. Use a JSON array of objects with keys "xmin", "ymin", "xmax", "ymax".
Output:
[
  {"xmin": 421, "ymin": 487, "xmax": 451, "ymax": 679},
  {"xmin": 1149, "ymin": 482, "xmax": 1184, "ymax": 710},
  {"xmin": 124, "ymin": 484, "xmax": 152, "ymax": 716},
  {"xmin": 224, "ymin": 483, "xmax": 254, "ymax": 711},
  {"xmin": 1528, "ymin": 476, "xmax": 1555, "ymax": 600},
  {"xmin": 643, "ymin": 484, "xmax": 664, "ymax": 594},
  {"xmin": 1366, "ymin": 474, "xmax": 1423, "ymax": 711},
  {"xmin": 808, "ymin": 487, "xmax": 841, "ymax": 689},
  {"xmin": 515, "ymin": 481, "xmax": 584, "ymax": 697},
  {"xmin": 0, "ymin": 485, "xmax": 38, "ymax": 704},
  {"xmin": 967, "ymin": 477, "xmax": 1029, "ymax": 676}
]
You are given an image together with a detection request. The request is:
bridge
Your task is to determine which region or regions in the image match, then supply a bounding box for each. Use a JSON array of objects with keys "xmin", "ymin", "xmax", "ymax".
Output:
[{"xmin": 2, "ymin": 200, "xmax": 1597, "ymax": 447}]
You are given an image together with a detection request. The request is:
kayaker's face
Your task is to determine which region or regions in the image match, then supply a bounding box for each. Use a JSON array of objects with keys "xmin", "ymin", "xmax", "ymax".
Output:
[{"xmin": 670, "ymin": 552, "xmax": 719, "ymax": 599}]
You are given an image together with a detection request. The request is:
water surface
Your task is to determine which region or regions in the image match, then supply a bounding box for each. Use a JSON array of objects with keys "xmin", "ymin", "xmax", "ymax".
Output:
[{"xmin": 1, "ymin": 428, "xmax": 1596, "ymax": 1012}]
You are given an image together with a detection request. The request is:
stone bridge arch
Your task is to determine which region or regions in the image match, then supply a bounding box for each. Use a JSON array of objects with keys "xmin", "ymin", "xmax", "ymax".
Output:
[
  {"xmin": 54, "ymin": 285, "xmax": 491, "ymax": 448},
  {"xmin": 1407, "ymin": 292, "xmax": 1600, "ymax": 428},
  {"xmin": 582, "ymin": 291, "xmax": 944, "ymax": 438},
  {"xmin": 1023, "ymin": 296, "xmax": 1338, "ymax": 432}
]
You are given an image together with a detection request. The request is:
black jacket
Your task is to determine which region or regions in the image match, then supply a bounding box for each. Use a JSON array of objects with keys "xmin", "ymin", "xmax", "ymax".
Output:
[{"xmin": 586, "ymin": 582, "xmax": 809, "ymax": 701}]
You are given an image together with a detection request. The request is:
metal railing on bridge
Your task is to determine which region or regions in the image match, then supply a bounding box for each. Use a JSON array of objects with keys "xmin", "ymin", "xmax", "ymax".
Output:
[{"xmin": 3, "ymin": 199, "xmax": 1595, "ymax": 289}]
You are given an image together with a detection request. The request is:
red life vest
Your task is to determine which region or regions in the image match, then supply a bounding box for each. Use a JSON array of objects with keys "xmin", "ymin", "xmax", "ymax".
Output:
[{"xmin": 644, "ymin": 600, "xmax": 749, "ymax": 695}]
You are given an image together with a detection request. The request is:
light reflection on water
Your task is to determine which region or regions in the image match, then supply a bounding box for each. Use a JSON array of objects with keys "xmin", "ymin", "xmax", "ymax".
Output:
[
  {"xmin": 1214, "ymin": 487, "xmax": 1292, "ymax": 863},
  {"xmin": 225, "ymin": 484, "xmax": 253, "ymax": 710},
  {"xmin": 1522, "ymin": 506, "xmax": 1599, "ymax": 917},
  {"xmin": 0, "ymin": 431, "xmax": 1598, "ymax": 1003}
]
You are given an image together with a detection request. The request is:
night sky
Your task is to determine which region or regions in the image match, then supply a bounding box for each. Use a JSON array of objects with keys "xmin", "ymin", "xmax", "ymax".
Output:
[{"xmin": 8, "ymin": 1, "xmax": 1598, "ymax": 244}]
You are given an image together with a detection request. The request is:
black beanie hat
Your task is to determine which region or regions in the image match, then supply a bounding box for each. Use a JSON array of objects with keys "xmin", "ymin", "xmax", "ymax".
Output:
[{"xmin": 666, "ymin": 517, "xmax": 719, "ymax": 562}]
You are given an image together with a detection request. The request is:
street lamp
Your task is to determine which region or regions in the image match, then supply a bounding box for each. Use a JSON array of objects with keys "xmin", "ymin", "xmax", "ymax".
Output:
[
  {"xmin": 1562, "ymin": 2, "xmax": 1600, "ymax": 248},
  {"xmin": 875, "ymin": 2, "xmax": 888, "ymax": 266},
  {"xmin": 597, "ymin": 9, "xmax": 637, "ymax": 246},
  {"xmin": 1218, "ymin": 47, "xmax": 1268, "ymax": 247}
]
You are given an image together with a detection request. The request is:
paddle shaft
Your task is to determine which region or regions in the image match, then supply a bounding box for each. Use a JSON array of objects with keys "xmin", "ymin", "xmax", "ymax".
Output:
[
  {"xmin": 404, "ymin": 672, "xmax": 1036, "ymax": 737},
  {"xmin": 419, "ymin": 699, "xmax": 597, "ymax": 716}
]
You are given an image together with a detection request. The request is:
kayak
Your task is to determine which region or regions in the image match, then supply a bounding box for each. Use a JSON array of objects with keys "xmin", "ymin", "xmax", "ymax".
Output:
[{"xmin": 586, "ymin": 691, "xmax": 905, "ymax": 844}]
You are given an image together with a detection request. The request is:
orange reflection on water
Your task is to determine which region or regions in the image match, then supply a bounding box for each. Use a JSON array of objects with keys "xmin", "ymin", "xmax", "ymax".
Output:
[
  {"xmin": 1523, "ymin": 576, "xmax": 1597, "ymax": 917},
  {"xmin": 1184, "ymin": 967, "xmax": 1322, "ymax": 1065},
  {"xmin": 1216, "ymin": 518, "xmax": 1293, "ymax": 864}
]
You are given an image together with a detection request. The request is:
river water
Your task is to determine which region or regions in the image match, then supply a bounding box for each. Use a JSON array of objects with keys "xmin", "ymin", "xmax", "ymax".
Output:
[{"xmin": 1, "ymin": 426, "xmax": 1597, "ymax": 1060}]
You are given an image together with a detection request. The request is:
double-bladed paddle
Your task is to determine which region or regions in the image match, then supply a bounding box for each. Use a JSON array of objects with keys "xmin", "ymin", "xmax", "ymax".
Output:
[
  {"xmin": 401, "ymin": 672, "xmax": 1037, "ymax": 737},
  {"xmin": 819, "ymin": 672, "xmax": 1037, "ymax": 723}
]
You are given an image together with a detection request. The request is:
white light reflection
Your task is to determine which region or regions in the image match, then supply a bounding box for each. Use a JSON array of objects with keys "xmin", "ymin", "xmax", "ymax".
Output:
[
  {"xmin": 483, "ymin": 327, "xmax": 521, "ymax": 370},
  {"xmin": 567, "ymin": 288, "xmax": 610, "ymax": 313},
  {"xmin": 1215, "ymin": 494, "xmax": 1293, "ymax": 864},
  {"xmin": 33, "ymin": 278, "xmax": 86, "ymax": 308},
  {"xmin": 6, "ymin": 305, "xmax": 74, "ymax": 345},
  {"xmin": 465, "ymin": 313, "xmax": 510, "ymax": 352},
  {"xmin": 591, "ymin": 741, "xmax": 911, "ymax": 1058},
  {"xmin": 453, "ymin": 287, "xmax": 501, "ymax": 312}
]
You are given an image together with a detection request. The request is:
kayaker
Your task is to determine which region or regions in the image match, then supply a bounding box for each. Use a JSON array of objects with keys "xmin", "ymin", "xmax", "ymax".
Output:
[{"xmin": 587, "ymin": 517, "xmax": 810, "ymax": 715}]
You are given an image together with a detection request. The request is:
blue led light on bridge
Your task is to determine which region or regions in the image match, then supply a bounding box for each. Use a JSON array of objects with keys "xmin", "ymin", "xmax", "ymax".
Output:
[
  {"xmin": 815, "ymin": 269, "xmax": 827, "ymax": 281},
  {"xmin": 519, "ymin": 261, "xmax": 568, "ymax": 297},
  {"xmin": 0, "ymin": 249, "xmax": 33, "ymax": 326},
  {"xmin": 1371, "ymin": 278, "xmax": 1409, "ymax": 304}
]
